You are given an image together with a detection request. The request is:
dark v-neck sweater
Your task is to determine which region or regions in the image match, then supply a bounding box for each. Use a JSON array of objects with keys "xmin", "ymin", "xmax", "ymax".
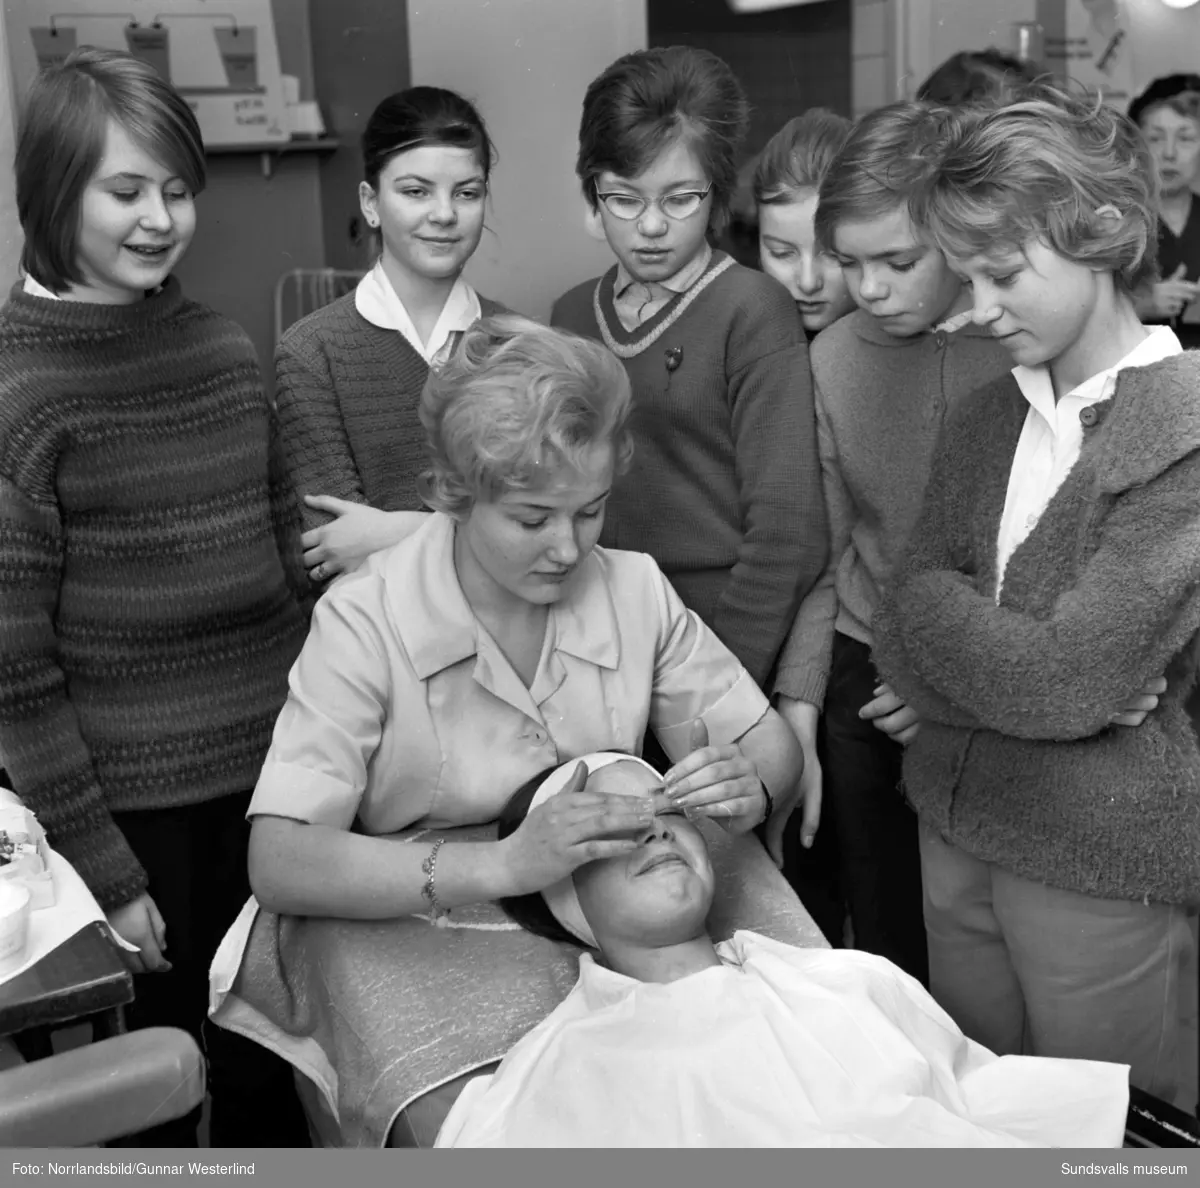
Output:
[
  {"xmin": 551, "ymin": 253, "xmax": 826, "ymax": 688},
  {"xmin": 275, "ymin": 290, "xmax": 505, "ymax": 533}
]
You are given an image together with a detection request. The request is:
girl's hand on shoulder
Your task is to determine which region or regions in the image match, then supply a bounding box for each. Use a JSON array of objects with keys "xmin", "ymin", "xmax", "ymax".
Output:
[
  {"xmin": 859, "ymin": 683, "xmax": 921, "ymax": 746},
  {"xmin": 660, "ymin": 719, "xmax": 769, "ymax": 835},
  {"xmin": 302, "ymin": 496, "xmax": 424, "ymax": 583},
  {"xmin": 107, "ymin": 892, "xmax": 172, "ymax": 974},
  {"xmin": 1110, "ymin": 675, "xmax": 1168, "ymax": 728},
  {"xmin": 497, "ymin": 763, "xmax": 655, "ymax": 896}
]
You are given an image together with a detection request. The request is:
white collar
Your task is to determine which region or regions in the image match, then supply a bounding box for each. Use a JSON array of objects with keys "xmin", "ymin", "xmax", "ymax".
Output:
[
  {"xmin": 1012, "ymin": 325, "xmax": 1183, "ymax": 425},
  {"xmin": 613, "ymin": 243, "xmax": 713, "ymax": 301},
  {"xmin": 385, "ymin": 512, "xmax": 621, "ymax": 681},
  {"xmin": 22, "ymin": 273, "xmax": 167, "ymax": 302},
  {"xmin": 23, "ymin": 274, "xmax": 62, "ymax": 301},
  {"xmin": 355, "ymin": 260, "xmax": 481, "ymax": 366}
]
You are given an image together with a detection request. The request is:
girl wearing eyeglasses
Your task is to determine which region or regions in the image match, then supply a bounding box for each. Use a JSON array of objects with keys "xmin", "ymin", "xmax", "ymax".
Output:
[{"xmin": 551, "ymin": 49, "xmax": 825, "ymax": 859}]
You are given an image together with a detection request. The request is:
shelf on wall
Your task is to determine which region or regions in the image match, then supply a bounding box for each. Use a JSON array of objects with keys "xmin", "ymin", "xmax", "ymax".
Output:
[{"xmin": 206, "ymin": 137, "xmax": 342, "ymax": 179}]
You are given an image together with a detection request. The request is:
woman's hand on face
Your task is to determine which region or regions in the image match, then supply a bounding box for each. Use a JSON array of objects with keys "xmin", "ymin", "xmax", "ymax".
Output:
[
  {"xmin": 106, "ymin": 892, "xmax": 171, "ymax": 975},
  {"xmin": 302, "ymin": 496, "xmax": 425, "ymax": 583},
  {"xmin": 497, "ymin": 762, "xmax": 655, "ymax": 897},
  {"xmin": 661, "ymin": 719, "xmax": 769, "ymax": 835},
  {"xmin": 859, "ymin": 684, "xmax": 921, "ymax": 746},
  {"xmin": 1110, "ymin": 675, "xmax": 1168, "ymax": 728}
]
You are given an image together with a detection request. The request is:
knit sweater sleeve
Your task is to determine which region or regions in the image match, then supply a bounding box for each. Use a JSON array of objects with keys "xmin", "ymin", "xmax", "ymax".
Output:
[
  {"xmin": 871, "ymin": 408, "xmax": 990, "ymax": 731},
  {"xmin": 267, "ymin": 395, "xmax": 316, "ymax": 616},
  {"xmin": 0, "ymin": 473, "xmax": 148, "ymax": 910},
  {"xmin": 772, "ymin": 377, "xmax": 843, "ymax": 707},
  {"xmin": 874, "ymin": 420, "xmax": 1200, "ymax": 739},
  {"xmin": 719, "ymin": 283, "xmax": 827, "ymax": 688},
  {"xmin": 275, "ymin": 326, "xmax": 368, "ymax": 534}
]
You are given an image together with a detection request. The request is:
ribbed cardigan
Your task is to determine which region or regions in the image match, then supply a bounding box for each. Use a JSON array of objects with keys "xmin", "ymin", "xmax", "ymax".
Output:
[
  {"xmin": 872, "ymin": 354, "xmax": 1200, "ymax": 907},
  {"xmin": 773, "ymin": 311, "xmax": 1013, "ymax": 706},
  {"xmin": 0, "ymin": 279, "xmax": 310, "ymax": 910},
  {"xmin": 551, "ymin": 253, "xmax": 826, "ymax": 688},
  {"xmin": 275, "ymin": 291, "xmax": 505, "ymax": 534}
]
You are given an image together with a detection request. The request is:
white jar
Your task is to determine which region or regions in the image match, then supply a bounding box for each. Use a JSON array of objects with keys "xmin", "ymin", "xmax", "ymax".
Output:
[{"xmin": 0, "ymin": 880, "xmax": 32, "ymax": 975}]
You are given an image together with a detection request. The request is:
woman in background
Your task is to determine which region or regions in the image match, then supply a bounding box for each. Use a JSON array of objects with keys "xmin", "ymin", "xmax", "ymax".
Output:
[
  {"xmin": 1129, "ymin": 74, "xmax": 1200, "ymax": 349},
  {"xmin": 277, "ymin": 87, "xmax": 506, "ymax": 588}
]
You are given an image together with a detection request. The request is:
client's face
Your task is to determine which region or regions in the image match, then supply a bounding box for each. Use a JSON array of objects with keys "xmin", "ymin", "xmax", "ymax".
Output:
[
  {"xmin": 573, "ymin": 761, "xmax": 715, "ymax": 947},
  {"xmin": 458, "ymin": 441, "xmax": 614, "ymax": 608}
]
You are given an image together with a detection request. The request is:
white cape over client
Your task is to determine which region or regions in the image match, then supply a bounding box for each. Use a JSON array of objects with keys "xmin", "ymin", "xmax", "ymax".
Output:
[{"xmin": 436, "ymin": 930, "xmax": 1129, "ymax": 1147}]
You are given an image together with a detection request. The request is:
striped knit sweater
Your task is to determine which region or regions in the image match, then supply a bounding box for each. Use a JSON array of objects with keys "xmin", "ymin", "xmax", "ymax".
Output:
[
  {"xmin": 275, "ymin": 291, "xmax": 505, "ymax": 534},
  {"xmin": 0, "ymin": 278, "xmax": 310, "ymax": 910},
  {"xmin": 551, "ymin": 253, "xmax": 826, "ymax": 688}
]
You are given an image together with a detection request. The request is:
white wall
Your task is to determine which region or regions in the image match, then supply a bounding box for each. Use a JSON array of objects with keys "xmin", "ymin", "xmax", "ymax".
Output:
[
  {"xmin": 899, "ymin": 0, "xmax": 1200, "ymax": 102},
  {"xmin": 1123, "ymin": 0, "xmax": 1200, "ymax": 83},
  {"xmin": 897, "ymin": 0, "xmax": 1035, "ymax": 97},
  {"xmin": 407, "ymin": 0, "xmax": 647, "ymax": 321},
  {"xmin": 0, "ymin": 11, "xmax": 21, "ymax": 289}
]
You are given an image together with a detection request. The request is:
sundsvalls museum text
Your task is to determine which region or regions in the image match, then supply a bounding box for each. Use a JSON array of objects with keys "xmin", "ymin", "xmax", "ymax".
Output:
[
  {"xmin": 12, "ymin": 1163, "xmax": 255, "ymax": 1177},
  {"xmin": 1061, "ymin": 1165, "xmax": 1190, "ymax": 1176}
]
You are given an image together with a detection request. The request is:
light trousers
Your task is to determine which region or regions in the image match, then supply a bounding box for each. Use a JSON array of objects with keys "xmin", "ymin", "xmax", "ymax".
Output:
[{"xmin": 919, "ymin": 821, "xmax": 1197, "ymax": 1113}]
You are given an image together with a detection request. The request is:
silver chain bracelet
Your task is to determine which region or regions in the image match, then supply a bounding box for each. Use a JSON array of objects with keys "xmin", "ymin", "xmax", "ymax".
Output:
[{"xmin": 421, "ymin": 837, "xmax": 448, "ymax": 925}]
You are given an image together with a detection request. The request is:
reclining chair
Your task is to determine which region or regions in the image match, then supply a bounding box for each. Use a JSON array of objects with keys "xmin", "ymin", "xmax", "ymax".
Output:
[{"xmin": 0, "ymin": 1027, "xmax": 205, "ymax": 1147}]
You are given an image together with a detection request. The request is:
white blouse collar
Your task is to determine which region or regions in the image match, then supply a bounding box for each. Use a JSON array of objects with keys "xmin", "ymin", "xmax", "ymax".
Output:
[
  {"xmin": 23, "ymin": 274, "xmax": 63, "ymax": 301},
  {"xmin": 355, "ymin": 260, "xmax": 481, "ymax": 366}
]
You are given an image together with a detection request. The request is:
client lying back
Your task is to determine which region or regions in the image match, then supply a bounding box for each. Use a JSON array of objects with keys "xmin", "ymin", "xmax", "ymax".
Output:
[{"xmin": 436, "ymin": 754, "xmax": 1131, "ymax": 1148}]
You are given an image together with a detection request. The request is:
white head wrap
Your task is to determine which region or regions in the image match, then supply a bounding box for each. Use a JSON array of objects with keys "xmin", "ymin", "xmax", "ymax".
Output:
[{"xmin": 527, "ymin": 752, "xmax": 662, "ymax": 949}]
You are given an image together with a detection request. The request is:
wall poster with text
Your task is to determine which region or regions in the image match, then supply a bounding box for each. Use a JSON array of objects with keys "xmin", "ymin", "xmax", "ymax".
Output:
[{"xmin": 5, "ymin": 0, "xmax": 289, "ymax": 146}]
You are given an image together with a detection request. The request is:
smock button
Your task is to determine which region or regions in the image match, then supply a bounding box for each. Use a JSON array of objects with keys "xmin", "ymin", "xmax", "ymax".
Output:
[
  {"xmin": 1079, "ymin": 405, "xmax": 1100, "ymax": 428},
  {"xmin": 1025, "ymin": 513, "xmax": 1038, "ymax": 529}
]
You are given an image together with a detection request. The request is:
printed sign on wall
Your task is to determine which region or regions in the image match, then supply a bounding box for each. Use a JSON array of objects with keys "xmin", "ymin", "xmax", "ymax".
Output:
[
  {"xmin": 1035, "ymin": 0, "xmax": 1138, "ymax": 109},
  {"xmin": 6, "ymin": 0, "xmax": 289, "ymax": 146}
]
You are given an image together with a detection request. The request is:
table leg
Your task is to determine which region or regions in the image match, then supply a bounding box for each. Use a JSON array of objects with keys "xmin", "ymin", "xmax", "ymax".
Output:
[{"xmin": 90, "ymin": 1006, "xmax": 127, "ymax": 1041}]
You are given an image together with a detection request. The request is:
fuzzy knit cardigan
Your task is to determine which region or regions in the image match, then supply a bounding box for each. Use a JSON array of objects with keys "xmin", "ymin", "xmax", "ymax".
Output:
[
  {"xmin": 275, "ymin": 290, "xmax": 505, "ymax": 535},
  {"xmin": 552, "ymin": 252, "xmax": 826, "ymax": 688},
  {"xmin": 872, "ymin": 353, "xmax": 1200, "ymax": 907},
  {"xmin": 0, "ymin": 279, "xmax": 311, "ymax": 910}
]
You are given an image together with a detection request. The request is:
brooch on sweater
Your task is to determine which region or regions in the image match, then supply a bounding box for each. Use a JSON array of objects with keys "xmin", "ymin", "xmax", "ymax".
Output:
[{"xmin": 592, "ymin": 256, "xmax": 735, "ymax": 359}]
